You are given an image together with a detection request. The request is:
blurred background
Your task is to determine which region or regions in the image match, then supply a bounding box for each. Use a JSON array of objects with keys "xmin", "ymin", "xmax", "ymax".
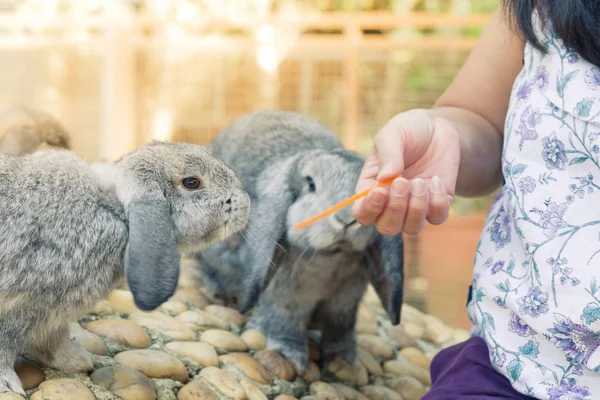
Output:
[{"xmin": 0, "ymin": 0, "xmax": 501, "ymax": 330}]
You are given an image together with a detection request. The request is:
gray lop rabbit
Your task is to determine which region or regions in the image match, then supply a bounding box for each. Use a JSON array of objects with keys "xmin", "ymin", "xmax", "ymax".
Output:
[
  {"xmin": 0, "ymin": 141, "xmax": 250, "ymax": 394},
  {"xmin": 195, "ymin": 110, "xmax": 404, "ymax": 371}
]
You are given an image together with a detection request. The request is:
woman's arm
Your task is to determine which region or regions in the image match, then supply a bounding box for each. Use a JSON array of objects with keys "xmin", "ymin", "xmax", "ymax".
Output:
[
  {"xmin": 353, "ymin": 6, "xmax": 526, "ymax": 235},
  {"xmin": 432, "ymin": 6, "xmax": 525, "ymax": 197}
]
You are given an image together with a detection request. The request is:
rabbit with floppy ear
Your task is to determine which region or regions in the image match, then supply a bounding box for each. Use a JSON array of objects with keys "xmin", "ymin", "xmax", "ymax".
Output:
[
  {"xmin": 0, "ymin": 106, "xmax": 71, "ymax": 155},
  {"xmin": 195, "ymin": 109, "xmax": 404, "ymax": 371},
  {"xmin": 0, "ymin": 141, "xmax": 250, "ymax": 395}
]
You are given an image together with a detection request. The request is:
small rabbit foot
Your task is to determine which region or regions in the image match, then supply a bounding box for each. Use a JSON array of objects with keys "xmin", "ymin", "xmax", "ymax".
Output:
[
  {"xmin": 267, "ymin": 337, "xmax": 308, "ymax": 373},
  {"xmin": 321, "ymin": 339, "xmax": 358, "ymax": 366},
  {"xmin": 0, "ymin": 366, "xmax": 25, "ymax": 396},
  {"xmin": 32, "ymin": 330, "xmax": 93, "ymax": 373}
]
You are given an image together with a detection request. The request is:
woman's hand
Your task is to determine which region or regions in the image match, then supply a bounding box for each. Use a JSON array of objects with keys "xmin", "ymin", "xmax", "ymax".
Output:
[{"xmin": 352, "ymin": 109, "xmax": 460, "ymax": 236}]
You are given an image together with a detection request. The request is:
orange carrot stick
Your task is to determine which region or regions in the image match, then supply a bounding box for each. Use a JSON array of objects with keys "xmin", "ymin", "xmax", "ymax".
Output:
[{"xmin": 294, "ymin": 175, "xmax": 400, "ymax": 230}]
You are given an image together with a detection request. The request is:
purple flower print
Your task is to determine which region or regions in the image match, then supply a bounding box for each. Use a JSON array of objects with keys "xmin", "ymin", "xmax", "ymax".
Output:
[
  {"xmin": 548, "ymin": 314, "xmax": 600, "ymax": 365},
  {"xmin": 491, "ymin": 261, "xmax": 505, "ymax": 275},
  {"xmin": 542, "ymin": 134, "xmax": 568, "ymax": 170},
  {"xmin": 567, "ymin": 53, "xmax": 579, "ymax": 64},
  {"xmin": 518, "ymin": 176, "xmax": 536, "ymax": 194},
  {"xmin": 508, "ymin": 312, "xmax": 537, "ymax": 337},
  {"xmin": 535, "ymin": 66, "xmax": 549, "ymax": 90},
  {"xmin": 585, "ymin": 67, "xmax": 600, "ymax": 91},
  {"xmin": 488, "ymin": 205, "xmax": 511, "ymax": 249},
  {"xmin": 519, "ymin": 106, "xmax": 541, "ymax": 141},
  {"xmin": 539, "ymin": 201, "xmax": 568, "ymax": 238},
  {"xmin": 517, "ymin": 79, "xmax": 534, "ymax": 100},
  {"xmin": 547, "ymin": 379, "xmax": 591, "ymax": 400},
  {"xmin": 517, "ymin": 287, "xmax": 549, "ymax": 318},
  {"xmin": 593, "ymin": 145, "xmax": 599, "ymax": 154}
]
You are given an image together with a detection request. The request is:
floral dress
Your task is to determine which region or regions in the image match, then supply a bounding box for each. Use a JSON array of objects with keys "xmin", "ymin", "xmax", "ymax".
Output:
[{"xmin": 466, "ymin": 10, "xmax": 600, "ymax": 400}]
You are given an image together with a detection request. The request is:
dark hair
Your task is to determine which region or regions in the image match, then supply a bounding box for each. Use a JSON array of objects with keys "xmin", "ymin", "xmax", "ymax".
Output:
[{"xmin": 503, "ymin": 0, "xmax": 600, "ymax": 66}]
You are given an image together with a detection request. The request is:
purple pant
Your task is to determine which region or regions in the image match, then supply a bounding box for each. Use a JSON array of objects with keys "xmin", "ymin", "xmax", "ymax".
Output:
[{"xmin": 422, "ymin": 336, "xmax": 538, "ymax": 399}]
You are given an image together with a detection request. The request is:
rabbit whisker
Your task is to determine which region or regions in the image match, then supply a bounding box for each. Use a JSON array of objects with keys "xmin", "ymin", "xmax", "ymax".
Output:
[
  {"xmin": 232, "ymin": 216, "xmax": 288, "ymax": 255},
  {"xmin": 237, "ymin": 228, "xmax": 278, "ymax": 271}
]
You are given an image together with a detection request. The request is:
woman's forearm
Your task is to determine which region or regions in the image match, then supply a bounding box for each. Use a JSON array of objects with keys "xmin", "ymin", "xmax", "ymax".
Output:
[{"xmin": 430, "ymin": 106, "xmax": 504, "ymax": 197}]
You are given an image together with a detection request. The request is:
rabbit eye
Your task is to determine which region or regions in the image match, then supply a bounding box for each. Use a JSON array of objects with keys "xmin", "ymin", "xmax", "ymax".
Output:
[
  {"xmin": 182, "ymin": 177, "xmax": 202, "ymax": 190},
  {"xmin": 305, "ymin": 176, "xmax": 316, "ymax": 192}
]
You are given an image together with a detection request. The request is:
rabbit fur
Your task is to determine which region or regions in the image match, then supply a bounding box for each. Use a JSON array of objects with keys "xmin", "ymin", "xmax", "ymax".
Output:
[
  {"xmin": 194, "ymin": 109, "xmax": 404, "ymax": 371},
  {"xmin": 0, "ymin": 107, "xmax": 71, "ymax": 155},
  {"xmin": 0, "ymin": 141, "xmax": 250, "ymax": 395}
]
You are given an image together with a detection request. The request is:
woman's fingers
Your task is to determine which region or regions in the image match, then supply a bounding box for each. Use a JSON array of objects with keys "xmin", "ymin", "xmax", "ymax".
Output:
[
  {"xmin": 402, "ymin": 178, "xmax": 429, "ymax": 234},
  {"xmin": 353, "ymin": 187, "xmax": 389, "ymax": 226},
  {"xmin": 356, "ymin": 176, "xmax": 453, "ymax": 236},
  {"xmin": 374, "ymin": 177, "xmax": 410, "ymax": 236},
  {"xmin": 427, "ymin": 175, "xmax": 452, "ymax": 225}
]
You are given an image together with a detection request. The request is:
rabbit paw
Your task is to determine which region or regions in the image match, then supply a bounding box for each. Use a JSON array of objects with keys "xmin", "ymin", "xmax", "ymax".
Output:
[
  {"xmin": 321, "ymin": 334, "xmax": 358, "ymax": 366},
  {"xmin": 0, "ymin": 367, "xmax": 25, "ymax": 396},
  {"xmin": 35, "ymin": 339, "xmax": 93, "ymax": 373},
  {"xmin": 266, "ymin": 337, "xmax": 308, "ymax": 372}
]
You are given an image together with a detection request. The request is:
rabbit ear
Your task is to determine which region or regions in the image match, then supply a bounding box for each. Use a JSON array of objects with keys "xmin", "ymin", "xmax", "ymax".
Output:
[
  {"xmin": 236, "ymin": 159, "xmax": 299, "ymax": 313},
  {"xmin": 365, "ymin": 234, "xmax": 405, "ymax": 325},
  {"xmin": 0, "ymin": 127, "xmax": 41, "ymax": 155},
  {"xmin": 125, "ymin": 192, "xmax": 181, "ymax": 311}
]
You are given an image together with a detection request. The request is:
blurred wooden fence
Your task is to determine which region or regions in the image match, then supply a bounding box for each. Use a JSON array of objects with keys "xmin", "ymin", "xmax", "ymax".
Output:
[{"xmin": 0, "ymin": 10, "xmax": 491, "ymax": 162}]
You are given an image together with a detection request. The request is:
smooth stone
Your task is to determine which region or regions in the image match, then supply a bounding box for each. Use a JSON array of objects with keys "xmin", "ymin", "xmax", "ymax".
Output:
[
  {"xmin": 386, "ymin": 325, "xmax": 416, "ymax": 348},
  {"xmin": 0, "ymin": 394, "xmax": 25, "ymax": 400},
  {"xmin": 166, "ymin": 342, "xmax": 219, "ymax": 368},
  {"xmin": 200, "ymin": 329, "xmax": 248, "ymax": 352},
  {"xmin": 403, "ymin": 322, "xmax": 426, "ymax": 341},
  {"xmin": 240, "ymin": 379, "xmax": 268, "ymax": 400},
  {"xmin": 383, "ymin": 356, "xmax": 431, "ymax": 386},
  {"xmin": 69, "ymin": 322, "xmax": 108, "ymax": 356},
  {"xmin": 85, "ymin": 318, "xmax": 151, "ymax": 348},
  {"xmin": 358, "ymin": 347, "xmax": 383, "ymax": 376},
  {"xmin": 360, "ymin": 385, "xmax": 404, "ymax": 400},
  {"xmin": 275, "ymin": 396, "xmax": 298, "ymax": 400},
  {"xmin": 219, "ymin": 352, "xmax": 272, "ymax": 385},
  {"xmin": 254, "ymin": 350, "xmax": 296, "ymax": 381},
  {"xmin": 362, "ymin": 284, "xmax": 383, "ymax": 307},
  {"xmin": 30, "ymin": 378, "xmax": 94, "ymax": 400},
  {"xmin": 423, "ymin": 315, "xmax": 454, "ymax": 345},
  {"xmin": 91, "ymin": 366, "xmax": 156, "ymax": 400},
  {"xmin": 454, "ymin": 329, "xmax": 470, "ymax": 343},
  {"xmin": 178, "ymin": 268, "xmax": 203, "ymax": 289},
  {"xmin": 301, "ymin": 397, "xmax": 320, "ymax": 400},
  {"xmin": 401, "ymin": 304, "xmax": 426, "ymax": 324},
  {"xmin": 92, "ymin": 299, "xmax": 114, "ymax": 315},
  {"xmin": 240, "ymin": 329, "xmax": 266, "ymax": 350},
  {"xmin": 329, "ymin": 383, "xmax": 369, "ymax": 400},
  {"xmin": 177, "ymin": 381, "xmax": 217, "ymax": 400},
  {"xmin": 14, "ymin": 358, "xmax": 44, "ymax": 390},
  {"xmin": 172, "ymin": 288, "xmax": 210, "ymax": 309},
  {"xmin": 400, "ymin": 347, "xmax": 431, "ymax": 370},
  {"xmin": 130, "ymin": 311, "xmax": 196, "ymax": 341},
  {"xmin": 114, "ymin": 349, "xmax": 189, "ymax": 383},
  {"xmin": 160, "ymin": 300, "xmax": 189, "ymax": 315},
  {"xmin": 327, "ymin": 357, "xmax": 368, "ymax": 386},
  {"xmin": 357, "ymin": 334, "xmax": 394, "ymax": 360},
  {"xmin": 357, "ymin": 304, "xmax": 377, "ymax": 324},
  {"xmin": 106, "ymin": 290, "xmax": 139, "ymax": 313},
  {"xmin": 379, "ymin": 376, "xmax": 427, "ymax": 400},
  {"xmin": 198, "ymin": 367, "xmax": 246, "ymax": 400},
  {"xmin": 354, "ymin": 321, "xmax": 377, "ymax": 335},
  {"xmin": 177, "ymin": 310, "xmax": 230, "ymax": 331},
  {"xmin": 309, "ymin": 381, "xmax": 342, "ymax": 400},
  {"xmin": 204, "ymin": 305, "xmax": 245, "ymax": 328},
  {"xmin": 301, "ymin": 361, "xmax": 321, "ymax": 383}
]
